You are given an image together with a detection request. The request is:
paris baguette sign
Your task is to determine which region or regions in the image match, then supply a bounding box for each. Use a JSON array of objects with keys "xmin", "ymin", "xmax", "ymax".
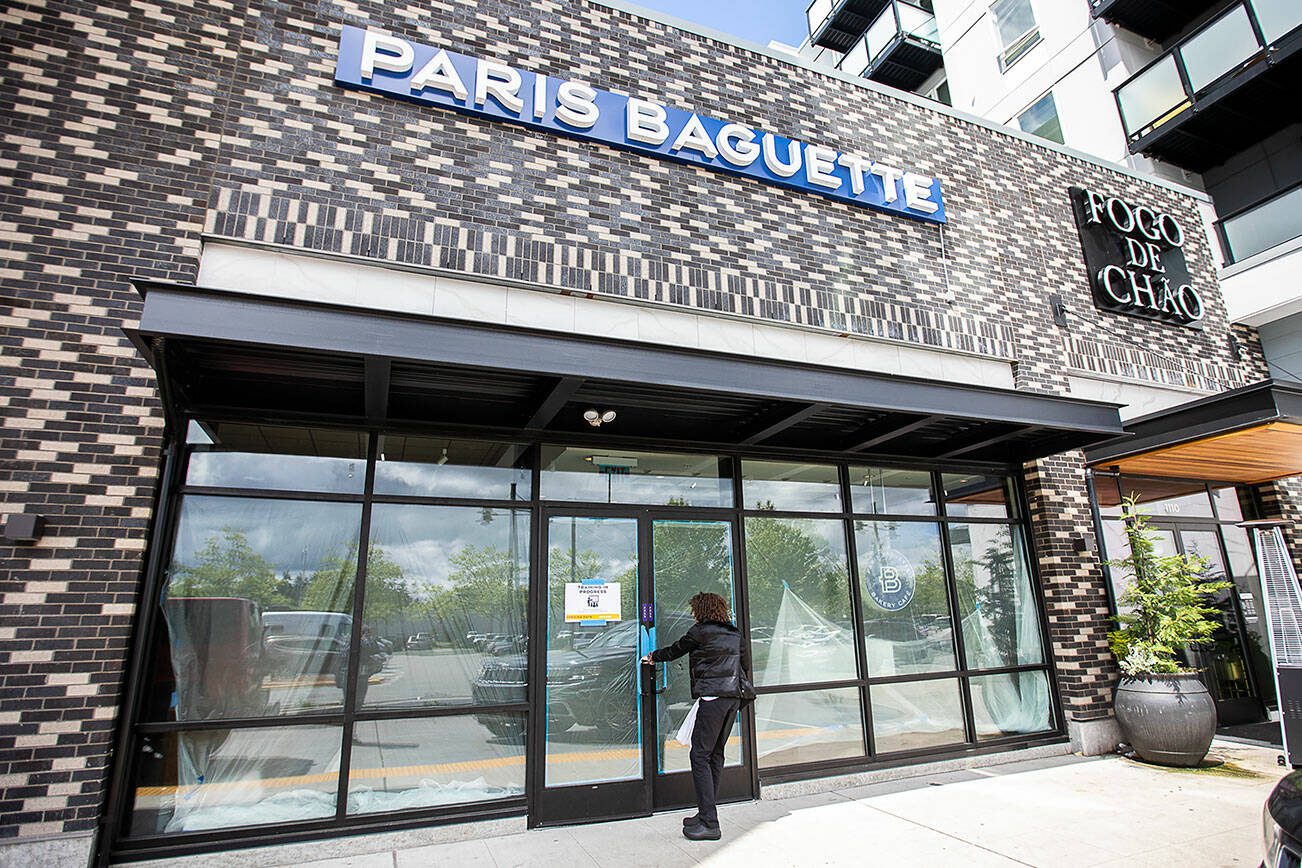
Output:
[
  {"xmin": 1070, "ymin": 186, "xmax": 1205, "ymax": 328},
  {"xmin": 334, "ymin": 26, "xmax": 946, "ymax": 223}
]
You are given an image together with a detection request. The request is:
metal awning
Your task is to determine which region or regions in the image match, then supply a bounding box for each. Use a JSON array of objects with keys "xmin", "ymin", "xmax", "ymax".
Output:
[
  {"xmin": 125, "ymin": 282, "xmax": 1124, "ymax": 464},
  {"xmin": 1085, "ymin": 379, "xmax": 1302, "ymax": 483}
]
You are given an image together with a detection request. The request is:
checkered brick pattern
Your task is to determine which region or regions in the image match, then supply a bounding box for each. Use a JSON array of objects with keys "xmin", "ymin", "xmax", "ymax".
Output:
[
  {"xmin": 0, "ymin": 0, "xmax": 1284, "ymax": 848},
  {"xmin": 1022, "ymin": 454, "xmax": 1116, "ymax": 722}
]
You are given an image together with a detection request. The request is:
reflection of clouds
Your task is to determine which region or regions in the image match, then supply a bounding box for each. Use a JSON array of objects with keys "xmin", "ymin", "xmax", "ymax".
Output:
[
  {"xmin": 188, "ymin": 453, "xmax": 364, "ymax": 494},
  {"xmin": 170, "ymin": 496, "xmax": 363, "ymax": 573},
  {"xmin": 369, "ymin": 504, "xmax": 530, "ymax": 592},
  {"xmin": 541, "ymin": 470, "xmax": 730, "ymax": 508},
  {"xmin": 374, "ymin": 463, "xmax": 529, "ymax": 500},
  {"xmin": 743, "ymin": 479, "xmax": 840, "ymax": 512}
]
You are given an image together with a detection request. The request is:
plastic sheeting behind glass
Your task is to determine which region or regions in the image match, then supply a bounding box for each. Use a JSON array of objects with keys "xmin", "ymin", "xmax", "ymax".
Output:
[
  {"xmin": 951, "ymin": 524, "xmax": 1044, "ymax": 669},
  {"xmin": 744, "ymin": 516, "xmax": 857, "ymax": 686},
  {"xmin": 856, "ymin": 521, "xmax": 956, "ymax": 676},
  {"xmin": 146, "ymin": 496, "xmax": 363, "ymax": 722},
  {"xmin": 970, "ymin": 670, "xmax": 1053, "ymax": 741},
  {"xmin": 870, "ymin": 678, "xmax": 965, "ymax": 753},
  {"xmin": 361, "ymin": 504, "xmax": 530, "ymax": 711},
  {"xmin": 128, "ymin": 725, "xmax": 342, "ymax": 835},
  {"xmin": 347, "ymin": 714, "xmax": 525, "ymax": 814},
  {"xmin": 544, "ymin": 516, "xmax": 641, "ymax": 787},
  {"xmin": 753, "ymin": 687, "xmax": 865, "ymax": 768}
]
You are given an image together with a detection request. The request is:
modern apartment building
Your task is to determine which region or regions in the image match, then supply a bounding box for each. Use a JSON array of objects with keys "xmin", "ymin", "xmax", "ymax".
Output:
[{"xmin": 801, "ymin": 1, "xmax": 1301, "ymax": 385}]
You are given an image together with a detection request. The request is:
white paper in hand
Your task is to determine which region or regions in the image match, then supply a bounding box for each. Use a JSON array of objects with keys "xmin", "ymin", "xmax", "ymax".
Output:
[{"xmin": 675, "ymin": 699, "xmax": 700, "ymax": 746}]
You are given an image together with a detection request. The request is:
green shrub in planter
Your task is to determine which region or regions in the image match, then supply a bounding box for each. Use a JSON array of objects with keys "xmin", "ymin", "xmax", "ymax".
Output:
[{"xmin": 1107, "ymin": 496, "xmax": 1230, "ymax": 766}]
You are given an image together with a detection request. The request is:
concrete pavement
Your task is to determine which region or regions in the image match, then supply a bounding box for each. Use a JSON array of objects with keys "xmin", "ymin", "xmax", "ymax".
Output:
[{"xmin": 130, "ymin": 740, "xmax": 1284, "ymax": 867}]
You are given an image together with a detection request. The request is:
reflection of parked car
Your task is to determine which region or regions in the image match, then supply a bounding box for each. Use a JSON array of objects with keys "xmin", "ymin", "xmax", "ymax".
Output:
[
  {"xmin": 163, "ymin": 596, "xmax": 264, "ymax": 718},
  {"xmin": 472, "ymin": 615, "xmax": 694, "ymax": 740},
  {"xmin": 262, "ymin": 611, "xmax": 352, "ymax": 686},
  {"xmin": 485, "ymin": 634, "xmax": 526, "ymax": 655},
  {"xmin": 406, "ymin": 632, "xmax": 434, "ymax": 650}
]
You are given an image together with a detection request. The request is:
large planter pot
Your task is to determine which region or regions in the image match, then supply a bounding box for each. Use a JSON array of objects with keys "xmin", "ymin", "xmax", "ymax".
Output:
[{"xmin": 1114, "ymin": 674, "xmax": 1217, "ymax": 767}]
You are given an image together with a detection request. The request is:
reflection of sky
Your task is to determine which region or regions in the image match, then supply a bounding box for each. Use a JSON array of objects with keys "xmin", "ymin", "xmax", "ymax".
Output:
[
  {"xmin": 540, "ymin": 470, "xmax": 730, "ymax": 508},
  {"xmin": 187, "ymin": 453, "xmax": 364, "ymax": 494},
  {"xmin": 547, "ymin": 516, "xmax": 638, "ymax": 581},
  {"xmin": 849, "ymin": 475, "xmax": 936, "ymax": 515},
  {"xmin": 374, "ymin": 462, "xmax": 530, "ymax": 500},
  {"xmin": 170, "ymin": 496, "xmax": 364, "ymax": 574},
  {"xmin": 743, "ymin": 478, "xmax": 842, "ymax": 512},
  {"xmin": 369, "ymin": 504, "xmax": 530, "ymax": 593}
]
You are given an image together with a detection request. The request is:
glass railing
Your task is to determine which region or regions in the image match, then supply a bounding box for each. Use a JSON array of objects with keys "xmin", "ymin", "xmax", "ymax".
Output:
[
  {"xmin": 839, "ymin": 0, "xmax": 939, "ymax": 76},
  {"xmin": 1114, "ymin": 1, "xmax": 1302, "ymax": 141},
  {"xmin": 1218, "ymin": 186, "xmax": 1302, "ymax": 265},
  {"xmin": 807, "ymin": 0, "xmax": 837, "ymax": 37}
]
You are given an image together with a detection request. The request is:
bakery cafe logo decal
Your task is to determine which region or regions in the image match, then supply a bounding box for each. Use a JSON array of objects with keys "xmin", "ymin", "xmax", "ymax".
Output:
[
  {"xmin": 1070, "ymin": 186, "xmax": 1204, "ymax": 328},
  {"xmin": 333, "ymin": 26, "xmax": 946, "ymax": 224}
]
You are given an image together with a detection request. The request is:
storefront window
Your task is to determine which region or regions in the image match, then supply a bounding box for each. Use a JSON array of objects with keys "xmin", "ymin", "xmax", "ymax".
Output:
[
  {"xmin": 970, "ymin": 670, "xmax": 1054, "ymax": 741},
  {"xmin": 744, "ymin": 517, "xmax": 857, "ymax": 685},
  {"xmin": 346, "ymin": 714, "xmax": 526, "ymax": 814},
  {"xmin": 870, "ymin": 678, "xmax": 965, "ymax": 754},
  {"xmin": 361, "ymin": 504, "xmax": 530, "ymax": 709},
  {"xmin": 856, "ymin": 521, "xmax": 956, "ymax": 675},
  {"xmin": 1212, "ymin": 485, "xmax": 1246, "ymax": 521},
  {"xmin": 1120, "ymin": 476, "xmax": 1213, "ymax": 518},
  {"xmin": 128, "ymin": 724, "xmax": 343, "ymax": 835},
  {"xmin": 849, "ymin": 466, "xmax": 936, "ymax": 515},
  {"xmin": 941, "ymin": 472, "xmax": 1013, "ymax": 518},
  {"xmin": 540, "ymin": 446, "xmax": 733, "ymax": 507},
  {"xmin": 753, "ymin": 687, "xmax": 865, "ymax": 768},
  {"xmin": 146, "ymin": 495, "xmax": 364, "ymax": 722},
  {"xmin": 374, "ymin": 436, "xmax": 530, "ymax": 500},
  {"xmin": 185, "ymin": 422, "xmax": 367, "ymax": 494},
  {"xmin": 950, "ymin": 524, "xmax": 1044, "ymax": 669},
  {"xmin": 742, "ymin": 459, "xmax": 842, "ymax": 512}
]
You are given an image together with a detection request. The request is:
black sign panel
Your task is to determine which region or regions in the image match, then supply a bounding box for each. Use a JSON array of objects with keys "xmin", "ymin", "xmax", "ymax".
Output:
[{"xmin": 1070, "ymin": 186, "xmax": 1204, "ymax": 328}]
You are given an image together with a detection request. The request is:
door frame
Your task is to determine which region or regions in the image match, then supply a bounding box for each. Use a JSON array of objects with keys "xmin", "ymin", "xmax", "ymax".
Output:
[
  {"xmin": 1157, "ymin": 519, "xmax": 1268, "ymax": 725},
  {"xmin": 526, "ymin": 504, "xmax": 757, "ymax": 827}
]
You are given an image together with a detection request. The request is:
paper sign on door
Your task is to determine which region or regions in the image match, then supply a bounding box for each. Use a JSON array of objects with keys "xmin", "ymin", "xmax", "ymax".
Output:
[{"xmin": 564, "ymin": 580, "xmax": 622, "ymax": 622}]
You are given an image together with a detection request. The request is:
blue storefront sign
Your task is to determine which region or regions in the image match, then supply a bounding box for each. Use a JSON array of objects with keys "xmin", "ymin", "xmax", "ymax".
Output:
[{"xmin": 334, "ymin": 25, "xmax": 946, "ymax": 224}]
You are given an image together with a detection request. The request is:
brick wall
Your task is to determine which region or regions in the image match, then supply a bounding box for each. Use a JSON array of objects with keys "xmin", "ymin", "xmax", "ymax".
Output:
[{"xmin": 0, "ymin": 0, "xmax": 1277, "ymax": 847}]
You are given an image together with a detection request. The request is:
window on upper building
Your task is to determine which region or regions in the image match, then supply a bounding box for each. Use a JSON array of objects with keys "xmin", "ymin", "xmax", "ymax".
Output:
[
  {"xmin": 992, "ymin": 0, "xmax": 1040, "ymax": 71},
  {"xmin": 924, "ymin": 78, "xmax": 952, "ymax": 106},
  {"xmin": 1017, "ymin": 92, "xmax": 1063, "ymax": 144}
]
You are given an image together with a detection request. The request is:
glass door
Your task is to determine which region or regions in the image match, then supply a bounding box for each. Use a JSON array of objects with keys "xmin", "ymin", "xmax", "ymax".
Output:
[
  {"xmin": 534, "ymin": 514, "xmax": 647, "ymax": 825},
  {"xmin": 532, "ymin": 512, "xmax": 753, "ymax": 826},
  {"xmin": 1177, "ymin": 528, "xmax": 1266, "ymax": 725},
  {"xmin": 648, "ymin": 519, "xmax": 751, "ymax": 809}
]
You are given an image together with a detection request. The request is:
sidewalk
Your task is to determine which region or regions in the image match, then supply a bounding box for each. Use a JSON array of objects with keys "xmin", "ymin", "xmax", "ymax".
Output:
[{"xmin": 135, "ymin": 740, "xmax": 1284, "ymax": 868}]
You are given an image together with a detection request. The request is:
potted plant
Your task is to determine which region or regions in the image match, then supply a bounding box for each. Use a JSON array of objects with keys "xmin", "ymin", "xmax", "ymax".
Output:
[{"xmin": 1107, "ymin": 497, "xmax": 1230, "ymax": 767}]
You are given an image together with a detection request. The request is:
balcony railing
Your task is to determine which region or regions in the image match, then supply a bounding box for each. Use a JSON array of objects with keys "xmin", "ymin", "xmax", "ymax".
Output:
[
  {"xmin": 806, "ymin": 0, "xmax": 895, "ymax": 52},
  {"xmin": 1111, "ymin": 0, "xmax": 1302, "ymax": 171},
  {"xmin": 1216, "ymin": 184, "xmax": 1302, "ymax": 265},
  {"xmin": 1115, "ymin": 0, "xmax": 1302, "ymax": 145},
  {"xmin": 838, "ymin": 0, "xmax": 941, "ymax": 89}
]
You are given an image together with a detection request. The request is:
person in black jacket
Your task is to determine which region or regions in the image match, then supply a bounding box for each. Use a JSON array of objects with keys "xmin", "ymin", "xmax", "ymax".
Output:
[{"xmin": 641, "ymin": 591, "xmax": 751, "ymax": 841}]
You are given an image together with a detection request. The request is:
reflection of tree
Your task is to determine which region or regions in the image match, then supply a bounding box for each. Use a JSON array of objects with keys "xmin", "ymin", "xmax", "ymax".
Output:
[
  {"xmin": 412, "ymin": 544, "xmax": 527, "ymax": 639},
  {"xmin": 170, "ymin": 527, "xmax": 288, "ymax": 609},
  {"xmin": 653, "ymin": 522, "xmax": 731, "ymax": 613},
  {"xmin": 746, "ymin": 517, "xmax": 850, "ymax": 626},
  {"xmin": 546, "ymin": 546, "xmax": 637, "ymax": 629},
  {"xmin": 951, "ymin": 529, "xmax": 1018, "ymax": 667}
]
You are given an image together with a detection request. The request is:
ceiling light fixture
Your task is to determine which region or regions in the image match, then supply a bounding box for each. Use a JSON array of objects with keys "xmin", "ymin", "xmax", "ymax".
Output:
[
  {"xmin": 583, "ymin": 408, "xmax": 617, "ymax": 427},
  {"xmin": 437, "ymin": 447, "xmax": 449, "ymax": 465}
]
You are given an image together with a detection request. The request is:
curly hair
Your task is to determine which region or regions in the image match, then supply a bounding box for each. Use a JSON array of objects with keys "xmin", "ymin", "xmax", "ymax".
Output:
[{"xmin": 689, "ymin": 591, "xmax": 731, "ymax": 624}]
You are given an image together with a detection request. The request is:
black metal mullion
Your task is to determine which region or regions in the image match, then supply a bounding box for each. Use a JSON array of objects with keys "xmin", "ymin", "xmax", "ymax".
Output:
[
  {"xmin": 753, "ymin": 678, "xmax": 863, "ymax": 695},
  {"xmin": 840, "ymin": 464, "xmax": 874, "ymax": 758},
  {"xmin": 352, "ymin": 702, "xmax": 530, "ymax": 722},
  {"xmin": 334, "ymin": 433, "xmax": 380, "ymax": 821},
  {"xmin": 524, "ymin": 452, "xmax": 546, "ymax": 827},
  {"xmin": 96, "ymin": 431, "xmax": 187, "ymax": 867},
  {"xmin": 936, "ymin": 470, "xmax": 977, "ymax": 745}
]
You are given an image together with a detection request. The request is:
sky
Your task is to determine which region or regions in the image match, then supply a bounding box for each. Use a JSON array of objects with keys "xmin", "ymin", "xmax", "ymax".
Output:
[{"xmin": 630, "ymin": 0, "xmax": 808, "ymax": 49}]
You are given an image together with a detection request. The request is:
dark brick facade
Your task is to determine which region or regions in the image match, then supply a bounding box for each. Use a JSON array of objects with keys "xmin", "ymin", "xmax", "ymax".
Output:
[{"xmin": 0, "ymin": 0, "xmax": 1294, "ymax": 853}]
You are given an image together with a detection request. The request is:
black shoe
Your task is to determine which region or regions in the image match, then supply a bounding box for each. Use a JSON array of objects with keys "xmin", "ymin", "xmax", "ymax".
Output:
[
  {"xmin": 683, "ymin": 821, "xmax": 721, "ymax": 841},
  {"xmin": 682, "ymin": 814, "xmax": 702, "ymax": 827}
]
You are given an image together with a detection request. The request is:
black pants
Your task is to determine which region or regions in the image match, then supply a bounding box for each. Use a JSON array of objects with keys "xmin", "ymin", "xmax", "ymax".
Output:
[{"xmin": 689, "ymin": 698, "xmax": 739, "ymax": 827}]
